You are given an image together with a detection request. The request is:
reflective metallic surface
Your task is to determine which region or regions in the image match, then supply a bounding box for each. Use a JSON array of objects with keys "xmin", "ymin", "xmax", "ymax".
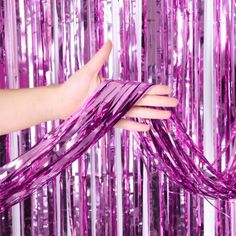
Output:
[{"xmin": 0, "ymin": 1, "xmax": 235, "ymax": 235}]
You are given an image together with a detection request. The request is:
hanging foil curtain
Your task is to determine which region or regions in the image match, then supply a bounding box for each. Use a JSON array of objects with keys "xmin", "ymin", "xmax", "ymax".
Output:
[{"xmin": 0, "ymin": 0, "xmax": 235, "ymax": 236}]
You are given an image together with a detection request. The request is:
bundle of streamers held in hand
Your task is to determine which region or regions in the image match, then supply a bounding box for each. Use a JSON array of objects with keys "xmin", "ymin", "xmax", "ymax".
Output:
[{"xmin": 0, "ymin": 80, "xmax": 235, "ymax": 212}]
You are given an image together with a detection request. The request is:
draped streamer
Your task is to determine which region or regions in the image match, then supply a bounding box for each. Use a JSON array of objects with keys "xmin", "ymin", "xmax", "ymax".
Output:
[{"xmin": 0, "ymin": 79, "xmax": 236, "ymax": 210}]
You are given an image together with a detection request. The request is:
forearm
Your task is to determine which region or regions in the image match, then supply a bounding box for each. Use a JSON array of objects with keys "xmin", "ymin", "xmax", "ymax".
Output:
[{"xmin": 0, "ymin": 85, "xmax": 60, "ymax": 135}]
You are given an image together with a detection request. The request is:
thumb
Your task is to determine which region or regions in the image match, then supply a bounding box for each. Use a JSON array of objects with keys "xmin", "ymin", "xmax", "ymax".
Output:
[{"xmin": 85, "ymin": 40, "xmax": 112, "ymax": 75}]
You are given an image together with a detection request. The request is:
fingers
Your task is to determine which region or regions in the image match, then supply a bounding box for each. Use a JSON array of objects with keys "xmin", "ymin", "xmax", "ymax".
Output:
[
  {"xmin": 125, "ymin": 107, "xmax": 171, "ymax": 119},
  {"xmin": 115, "ymin": 88, "xmax": 177, "ymax": 132},
  {"xmin": 136, "ymin": 95, "xmax": 178, "ymax": 107},
  {"xmin": 115, "ymin": 107, "xmax": 172, "ymax": 132},
  {"xmin": 147, "ymin": 84, "xmax": 172, "ymax": 95},
  {"xmin": 115, "ymin": 119, "xmax": 150, "ymax": 132},
  {"xmin": 85, "ymin": 40, "xmax": 112, "ymax": 75}
]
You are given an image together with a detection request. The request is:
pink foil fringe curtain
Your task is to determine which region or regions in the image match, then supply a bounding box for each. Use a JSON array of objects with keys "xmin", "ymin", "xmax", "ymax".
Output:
[
  {"xmin": 0, "ymin": 1, "xmax": 235, "ymax": 236},
  {"xmin": 0, "ymin": 79, "xmax": 236, "ymax": 210}
]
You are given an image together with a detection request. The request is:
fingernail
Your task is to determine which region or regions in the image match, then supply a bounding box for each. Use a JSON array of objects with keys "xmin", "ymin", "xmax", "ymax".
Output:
[
  {"xmin": 165, "ymin": 111, "xmax": 172, "ymax": 118},
  {"xmin": 174, "ymin": 98, "xmax": 178, "ymax": 106}
]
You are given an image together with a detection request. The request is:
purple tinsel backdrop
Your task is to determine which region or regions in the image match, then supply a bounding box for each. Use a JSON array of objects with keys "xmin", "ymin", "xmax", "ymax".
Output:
[{"xmin": 0, "ymin": 0, "xmax": 235, "ymax": 236}]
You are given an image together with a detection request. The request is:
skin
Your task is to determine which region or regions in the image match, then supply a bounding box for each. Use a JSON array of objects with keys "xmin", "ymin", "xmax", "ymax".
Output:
[{"xmin": 0, "ymin": 40, "xmax": 178, "ymax": 135}]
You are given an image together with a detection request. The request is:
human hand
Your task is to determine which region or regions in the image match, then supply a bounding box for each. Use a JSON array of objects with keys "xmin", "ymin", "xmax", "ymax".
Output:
[{"xmin": 57, "ymin": 40, "xmax": 178, "ymax": 132}]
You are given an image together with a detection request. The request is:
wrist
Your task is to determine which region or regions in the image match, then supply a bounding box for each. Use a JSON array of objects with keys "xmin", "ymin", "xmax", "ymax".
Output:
[{"xmin": 48, "ymin": 84, "xmax": 62, "ymax": 121}]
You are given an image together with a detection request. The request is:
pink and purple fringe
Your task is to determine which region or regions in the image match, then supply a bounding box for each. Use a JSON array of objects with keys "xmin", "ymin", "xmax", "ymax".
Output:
[{"xmin": 0, "ymin": 0, "xmax": 235, "ymax": 235}]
